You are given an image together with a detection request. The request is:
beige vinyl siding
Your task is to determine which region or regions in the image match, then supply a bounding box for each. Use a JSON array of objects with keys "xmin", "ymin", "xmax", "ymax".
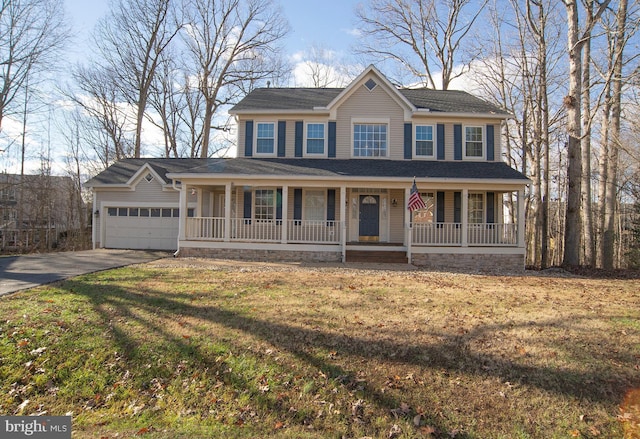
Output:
[
  {"xmin": 335, "ymin": 84, "xmax": 405, "ymax": 160},
  {"xmin": 389, "ymin": 189, "xmax": 405, "ymax": 242},
  {"xmin": 444, "ymin": 191, "xmax": 456, "ymax": 223},
  {"xmin": 96, "ymin": 181, "xmax": 180, "ymax": 205}
]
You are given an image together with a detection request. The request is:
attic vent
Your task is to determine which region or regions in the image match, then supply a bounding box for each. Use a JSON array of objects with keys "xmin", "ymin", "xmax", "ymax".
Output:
[
  {"xmin": 144, "ymin": 173, "xmax": 154, "ymax": 182},
  {"xmin": 364, "ymin": 78, "xmax": 377, "ymax": 91}
]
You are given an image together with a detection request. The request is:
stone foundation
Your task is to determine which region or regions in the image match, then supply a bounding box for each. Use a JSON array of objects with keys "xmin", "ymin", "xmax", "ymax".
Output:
[
  {"xmin": 179, "ymin": 247, "xmax": 342, "ymax": 263},
  {"xmin": 411, "ymin": 253, "xmax": 525, "ymax": 272}
]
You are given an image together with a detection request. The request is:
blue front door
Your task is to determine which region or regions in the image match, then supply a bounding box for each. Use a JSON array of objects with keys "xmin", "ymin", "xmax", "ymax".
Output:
[{"xmin": 359, "ymin": 195, "xmax": 379, "ymax": 241}]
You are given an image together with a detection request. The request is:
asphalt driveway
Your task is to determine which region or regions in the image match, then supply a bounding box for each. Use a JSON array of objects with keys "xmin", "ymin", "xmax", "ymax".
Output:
[{"xmin": 0, "ymin": 249, "xmax": 168, "ymax": 296}]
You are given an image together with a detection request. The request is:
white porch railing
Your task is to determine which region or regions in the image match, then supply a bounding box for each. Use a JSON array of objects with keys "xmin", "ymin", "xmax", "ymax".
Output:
[
  {"xmin": 186, "ymin": 217, "xmax": 225, "ymax": 240},
  {"xmin": 287, "ymin": 220, "xmax": 340, "ymax": 243},
  {"xmin": 412, "ymin": 223, "xmax": 461, "ymax": 245},
  {"xmin": 185, "ymin": 217, "xmax": 341, "ymax": 243},
  {"xmin": 467, "ymin": 223, "xmax": 518, "ymax": 245},
  {"xmin": 186, "ymin": 218, "xmax": 516, "ymax": 247},
  {"xmin": 412, "ymin": 222, "xmax": 518, "ymax": 246}
]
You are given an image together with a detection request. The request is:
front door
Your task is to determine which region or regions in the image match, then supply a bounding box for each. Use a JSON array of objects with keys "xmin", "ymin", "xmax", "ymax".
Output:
[{"xmin": 359, "ymin": 195, "xmax": 380, "ymax": 241}]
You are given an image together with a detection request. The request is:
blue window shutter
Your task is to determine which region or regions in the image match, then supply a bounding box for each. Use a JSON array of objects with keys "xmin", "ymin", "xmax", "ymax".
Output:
[
  {"xmin": 486, "ymin": 192, "xmax": 495, "ymax": 223},
  {"xmin": 295, "ymin": 121, "xmax": 303, "ymax": 157},
  {"xmin": 327, "ymin": 189, "xmax": 336, "ymax": 221},
  {"xmin": 328, "ymin": 122, "xmax": 336, "ymax": 158},
  {"xmin": 404, "ymin": 123, "xmax": 412, "ymax": 159},
  {"xmin": 454, "ymin": 192, "xmax": 461, "ymax": 223},
  {"xmin": 454, "ymin": 124, "xmax": 462, "ymax": 160},
  {"xmin": 277, "ymin": 121, "xmax": 286, "ymax": 157},
  {"xmin": 244, "ymin": 121, "xmax": 253, "ymax": 157},
  {"xmin": 436, "ymin": 192, "xmax": 445, "ymax": 223},
  {"xmin": 437, "ymin": 124, "xmax": 445, "ymax": 160},
  {"xmin": 276, "ymin": 188, "xmax": 283, "ymax": 220},
  {"xmin": 486, "ymin": 125, "xmax": 494, "ymax": 161},
  {"xmin": 243, "ymin": 190, "xmax": 252, "ymax": 222},
  {"xmin": 294, "ymin": 189, "xmax": 302, "ymax": 221}
]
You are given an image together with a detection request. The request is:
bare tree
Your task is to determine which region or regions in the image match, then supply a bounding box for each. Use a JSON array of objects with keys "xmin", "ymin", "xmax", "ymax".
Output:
[
  {"xmin": 599, "ymin": 0, "xmax": 631, "ymax": 269},
  {"xmin": 0, "ymin": 0, "xmax": 68, "ymax": 131},
  {"xmin": 182, "ymin": 0, "xmax": 289, "ymax": 158},
  {"xmin": 355, "ymin": 0, "xmax": 487, "ymax": 89},
  {"xmin": 93, "ymin": 0, "xmax": 181, "ymax": 158},
  {"xmin": 70, "ymin": 65, "xmax": 135, "ymax": 168},
  {"xmin": 296, "ymin": 44, "xmax": 355, "ymax": 87},
  {"xmin": 562, "ymin": 0, "xmax": 610, "ymax": 267}
]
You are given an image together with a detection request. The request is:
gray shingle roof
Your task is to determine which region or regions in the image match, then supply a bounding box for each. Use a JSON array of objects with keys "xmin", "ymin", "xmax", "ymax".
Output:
[
  {"xmin": 85, "ymin": 158, "xmax": 205, "ymax": 186},
  {"xmin": 230, "ymin": 87, "xmax": 509, "ymax": 115},
  {"xmin": 87, "ymin": 158, "xmax": 528, "ymax": 186}
]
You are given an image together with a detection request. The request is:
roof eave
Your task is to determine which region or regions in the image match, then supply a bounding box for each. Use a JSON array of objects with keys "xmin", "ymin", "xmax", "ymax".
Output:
[{"xmin": 413, "ymin": 110, "xmax": 512, "ymax": 119}]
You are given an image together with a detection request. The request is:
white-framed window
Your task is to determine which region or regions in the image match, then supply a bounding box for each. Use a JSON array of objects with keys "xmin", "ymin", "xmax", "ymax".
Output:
[
  {"xmin": 255, "ymin": 122, "xmax": 275, "ymax": 155},
  {"xmin": 304, "ymin": 190, "xmax": 325, "ymax": 221},
  {"xmin": 306, "ymin": 123, "xmax": 326, "ymax": 155},
  {"xmin": 254, "ymin": 189, "xmax": 275, "ymax": 220},
  {"xmin": 415, "ymin": 125, "xmax": 435, "ymax": 158},
  {"xmin": 353, "ymin": 123, "xmax": 387, "ymax": 157},
  {"xmin": 413, "ymin": 192, "xmax": 435, "ymax": 223},
  {"xmin": 468, "ymin": 193, "xmax": 484, "ymax": 224},
  {"xmin": 464, "ymin": 126, "xmax": 484, "ymax": 159}
]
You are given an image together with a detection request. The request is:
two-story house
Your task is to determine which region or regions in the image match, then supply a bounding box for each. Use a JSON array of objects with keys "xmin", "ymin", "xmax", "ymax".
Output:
[{"xmin": 86, "ymin": 66, "xmax": 529, "ymax": 271}]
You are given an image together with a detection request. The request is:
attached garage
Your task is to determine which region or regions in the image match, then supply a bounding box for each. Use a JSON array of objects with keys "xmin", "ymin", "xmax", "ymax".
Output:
[{"xmin": 104, "ymin": 207, "xmax": 180, "ymax": 251}]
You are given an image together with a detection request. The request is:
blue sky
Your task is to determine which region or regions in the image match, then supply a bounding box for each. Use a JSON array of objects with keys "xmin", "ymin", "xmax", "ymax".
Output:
[{"xmin": 64, "ymin": 0, "xmax": 362, "ymax": 65}]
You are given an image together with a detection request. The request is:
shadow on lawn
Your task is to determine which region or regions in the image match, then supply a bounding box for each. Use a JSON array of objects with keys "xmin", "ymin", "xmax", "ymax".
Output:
[{"xmin": 59, "ymin": 277, "xmax": 637, "ymax": 437}]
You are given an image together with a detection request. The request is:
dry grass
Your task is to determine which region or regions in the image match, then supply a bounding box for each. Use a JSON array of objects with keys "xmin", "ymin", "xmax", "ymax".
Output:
[{"xmin": 0, "ymin": 258, "xmax": 639, "ymax": 438}]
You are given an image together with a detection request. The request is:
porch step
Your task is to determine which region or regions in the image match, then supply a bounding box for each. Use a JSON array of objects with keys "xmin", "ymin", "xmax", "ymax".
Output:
[{"xmin": 346, "ymin": 250, "xmax": 408, "ymax": 264}]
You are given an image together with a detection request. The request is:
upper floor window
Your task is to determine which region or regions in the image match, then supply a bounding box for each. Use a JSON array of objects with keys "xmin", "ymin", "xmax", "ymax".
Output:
[
  {"xmin": 306, "ymin": 123, "xmax": 325, "ymax": 155},
  {"xmin": 256, "ymin": 122, "xmax": 275, "ymax": 155},
  {"xmin": 353, "ymin": 123, "xmax": 387, "ymax": 157},
  {"xmin": 465, "ymin": 126, "xmax": 484, "ymax": 159},
  {"xmin": 468, "ymin": 193, "xmax": 484, "ymax": 223},
  {"xmin": 415, "ymin": 125, "xmax": 435, "ymax": 158}
]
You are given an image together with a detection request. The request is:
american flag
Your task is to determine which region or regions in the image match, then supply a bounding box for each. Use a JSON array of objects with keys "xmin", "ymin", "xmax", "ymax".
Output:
[{"xmin": 407, "ymin": 179, "xmax": 426, "ymax": 211}]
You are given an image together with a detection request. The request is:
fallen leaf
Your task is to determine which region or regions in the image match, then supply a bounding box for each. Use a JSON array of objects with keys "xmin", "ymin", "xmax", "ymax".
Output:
[
  {"xmin": 274, "ymin": 421, "xmax": 284, "ymax": 430},
  {"xmin": 17, "ymin": 339, "xmax": 29, "ymax": 347},
  {"xmin": 136, "ymin": 427, "xmax": 149, "ymax": 435}
]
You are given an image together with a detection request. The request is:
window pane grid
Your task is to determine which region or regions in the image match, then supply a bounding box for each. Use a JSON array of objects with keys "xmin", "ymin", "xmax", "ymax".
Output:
[
  {"xmin": 465, "ymin": 127, "xmax": 483, "ymax": 157},
  {"xmin": 307, "ymin": 123, "xmax": 325, "ymax": 154},
  {"xmin": 354, "ymin": 124, "xmax": 387, "ymax": 157},
  {"xmin": 254, "ymin": 189, "xmax": 275, "ymax": 220},
  {"xmin": 256, "ymin": 123, "xmax": 274, "ymax": 154},
  {"xmin": 468, "ymin": 193, "xmax": 484, "ymax": 223},
  {"xmin": 416, "ymin": 125, "xmax": 434, "ymax": 156}
]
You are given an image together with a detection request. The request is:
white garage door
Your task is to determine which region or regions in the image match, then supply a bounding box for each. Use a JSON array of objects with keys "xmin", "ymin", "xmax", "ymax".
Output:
[{"xmin": 104, "ymin": 207, "xmax": 180, "ymax": 251}]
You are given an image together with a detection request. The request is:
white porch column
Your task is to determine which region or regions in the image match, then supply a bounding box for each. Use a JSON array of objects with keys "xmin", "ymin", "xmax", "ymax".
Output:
[
  {"xmin": 517, "ymin": 188, "xmax": 526, "ymax": 248},
  {"xmin": 404, "ymin": 186, "xmax": 412, "ymax": 262},
  {"xmin": 281, "ymin": 185, "xmax": 288, "ymax": 244},
  {"xmin": 178, "ymin": 183, "xmax": 187, "ymax": 242},
  {"xmin": 224, "ymin": 182, "xmax": 232, "ymax": 242},
  {"xmin": 461, "ymin": 188, "xmax": 468, "ymax": 247},
  {"xmin": 340, "ymin": 186, "xmax": 347, "ymax": 262},
  {"xmin": 92, "ymin": 191, "xmax": 97, "ymax": 249}
]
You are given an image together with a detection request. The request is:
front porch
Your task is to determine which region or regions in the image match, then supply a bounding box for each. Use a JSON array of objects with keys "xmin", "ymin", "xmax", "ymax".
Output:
[{"xmin": 175, "ymin": 180, "xmax": 526, "ymax": 270}]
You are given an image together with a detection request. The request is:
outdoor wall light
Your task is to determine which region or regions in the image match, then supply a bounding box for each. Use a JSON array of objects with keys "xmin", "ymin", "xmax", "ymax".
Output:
[
  {"xmin": 94, "ymin": 209, "xmax": 100, "ymax": 217},
  {"xmin": 391, "ymin": 198, "xmax": 398, "ymax": 207}
]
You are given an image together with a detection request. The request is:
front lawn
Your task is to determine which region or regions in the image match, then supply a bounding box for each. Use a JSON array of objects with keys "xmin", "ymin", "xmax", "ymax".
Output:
[{"xmin": 0, "ymin": 260, "xmax": 639, "ymax": 438}]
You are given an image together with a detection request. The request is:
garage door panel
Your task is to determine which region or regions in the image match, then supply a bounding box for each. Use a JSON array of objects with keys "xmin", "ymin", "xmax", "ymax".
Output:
[{"xmin": 105, "ymin": 209, "xmax": 179, "ymax": 250}]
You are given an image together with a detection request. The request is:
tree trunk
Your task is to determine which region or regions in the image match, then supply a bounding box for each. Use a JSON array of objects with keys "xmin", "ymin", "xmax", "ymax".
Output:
[
  {"xmin": 581, "ymin": 0, "xmax": 595, "ymax": 267},
  {"xmin": 603, "ymin": 0, "xmax": 628, "ymax": 269},
  {"xmin": 563, "ymin": 0, "xmax": 583, "ymax": 267}
]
